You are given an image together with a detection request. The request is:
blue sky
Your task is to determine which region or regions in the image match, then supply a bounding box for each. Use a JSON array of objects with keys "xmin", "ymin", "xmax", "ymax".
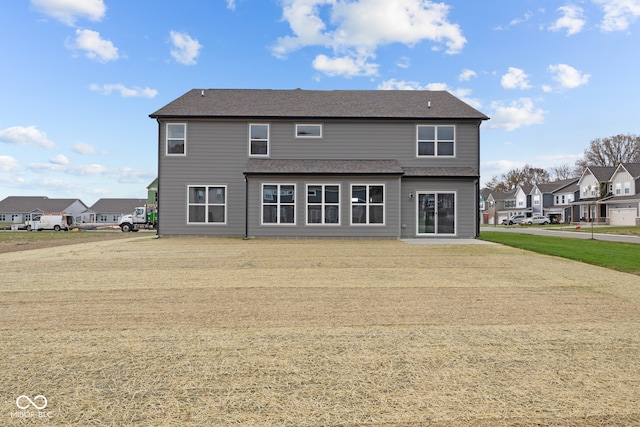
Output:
[{"xmin": 1, "ymin": 0, "xmax": 640, "ymax": 206}]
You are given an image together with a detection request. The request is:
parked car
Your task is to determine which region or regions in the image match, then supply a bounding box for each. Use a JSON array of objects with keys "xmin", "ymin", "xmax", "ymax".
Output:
[
  {"xmin": 522, "ymin": 215, "xmax": 550, "ymax": 225},
  {"xmin": 502, "ymin": 215, "xmax": 526, "ymax": 225}
]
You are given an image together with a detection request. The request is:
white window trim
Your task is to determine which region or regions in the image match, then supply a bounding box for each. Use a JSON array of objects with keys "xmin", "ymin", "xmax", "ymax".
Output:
[
  {"xmin": 350, "ymin": 183, "xmax": 385, "ymax": 226},
  {"xmin": 261, "ymin": 183, "xmax": 297, "ymax": 225},
  {"xmin": 249, "ymin": 123, "xmax": 270, "ymax": 157},
  {"xmin": 166, "ymin": 123, "xmax": 187, "ymax": 156},
  {"xmin": 415, "ymin": 191, "xmax": 457, "ymax": 237},
  {"xmin": 306, "ymin": 183, "xmax": 340, "ymax": 225},
  {"xmin": 416, "ymin": 124, "xmax": 456, "ymax": 157},
  {"xmin": 186, "ymin": 185, "xmax": 227, "ymax": 225},
  {"xmin": 295, "ymin": 124, "xmax": 323, "ymax": 138}
]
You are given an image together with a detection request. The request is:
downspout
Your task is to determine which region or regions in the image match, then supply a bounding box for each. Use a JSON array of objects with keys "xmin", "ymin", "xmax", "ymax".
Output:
[
  {"xmin": 476, "ymin": 121, "xmax": 481, "ymax": 238},
  {"xmin": 155, "ymin": 118, "xmax": 162, "ymax": 237},
  {"xmin": 244, "ymin": 174, "xmax": 249, "ymax": 239}
]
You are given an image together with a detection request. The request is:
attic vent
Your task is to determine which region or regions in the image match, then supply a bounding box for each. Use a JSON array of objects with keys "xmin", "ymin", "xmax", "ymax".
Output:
[{"xmin": 201, "ymin": 90, "xmax": 205, "ymax": 97}]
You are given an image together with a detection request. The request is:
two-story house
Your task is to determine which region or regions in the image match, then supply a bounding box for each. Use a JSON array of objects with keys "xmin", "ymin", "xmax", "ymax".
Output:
[
  {"xmin": 574, "ymin": 166, "xmax": 617, "ymax": 222},
  {"xmin": 601, "ymin": 163, "xmax": 640, "ymax": 226},
  {"xmin": 150, "ymin": 89, "xmax": 489, "ymax": 238},
  {"xmin": 534, "ymin": 178, "xmax": 579, "ymax": 223}
]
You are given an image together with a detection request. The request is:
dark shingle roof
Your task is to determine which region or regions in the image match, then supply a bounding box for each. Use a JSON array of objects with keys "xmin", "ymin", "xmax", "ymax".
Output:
[
  {"xmin": 536, "ymin": 178, "xmax": 579, "ymax": 193},
  {"xmin": 244, "ymin": 159, "xmax": 404, "ymax": 175},
  {"xmin": 620, "ymin": 163, "xmax": 640, "ymax": 178},
  {"xmin": 402, "ymin": 167, "xmax": 478, "ymax": 177},
  {"xmin": 88, "ymin": 198, "xmax": 147, "ymax": 214},
  {"xmin": 151, "ymin": 89, "xmax": 489, "ymax": 120},
  {"xmin": 0, "ymin": 196, "xmax": 81, "ymax": 213},
  {"xmin": 585, "ymin": 166, "xmax": 616, "ymax": 182}
]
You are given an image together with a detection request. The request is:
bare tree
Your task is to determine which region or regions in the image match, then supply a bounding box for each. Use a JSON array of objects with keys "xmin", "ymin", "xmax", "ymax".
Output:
[
  {"xmin": 575, "ymin": 133, "xmax": 640, "ymax": 168},
  {"xmin": 549, "ymin": 163, "xmax": 581, "ymax": 181},
  {"xmin": 485, "ymin": 164, "xmax": 550, "ymax": 191}
]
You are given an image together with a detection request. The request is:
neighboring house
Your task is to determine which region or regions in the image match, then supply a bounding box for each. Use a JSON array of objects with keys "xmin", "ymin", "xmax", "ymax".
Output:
[
  {"xmin": 601, "ymin": 163, "xmax": 640, "ymax": 226},
  {"xmin": 150, "ymin": 89, "xmax": 489, "ymax": 238},
  {"xmin": 534, "ymin": 178, "xmax": 579, "ymax": 223},
  {"xmin": 0, "ymin": 196, "xmax": 87, "ymax": 225},
  {"xmin": 147, "ymin": 178, "xmax": 158, "ymax": 206},
  {"xmin": 574, "ymin": 166, "xmax": 617, "ymax": 222},
  {"xmin": 479, "ymin": 188, "xmax": 495, "ymax": 224},
  {"xmin": 81, "ymin": 198, "xmax": 148, "ymax": 224},
  {"xmin": 490, "ymin": 189, "xmax": 519, "ymax": 225}
]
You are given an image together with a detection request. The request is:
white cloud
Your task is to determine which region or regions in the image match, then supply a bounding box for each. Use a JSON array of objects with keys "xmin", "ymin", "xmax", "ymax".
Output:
[
  {"xmin": 29, "ymin": 161, "xmax": 108, "ymax": 175},
  {"xmin": 50, "ymin": 154, "xmax": 69, "ymax": 165},
  {"xmin": 396, "ymin": 56, "xmax": 410, "ymax": 69},
  {"xmin": 73, "ymin": 142, "xmax": 99, "ymax": 155},
  {"xmin": 272, "ymin": 0, "xmax": 466, "ymax": 78},
  {"xmin": 0, "ymin": 125, "xmax": 55, "ymax": 148},
  {"xmin": 377, "ymin": 79, "xmax": 482, "ymax": 109},
  {"xmin": 226, "ymin": 0, "xmax": 236, "ymax": 10},
  {"xmin": 548, "ymin": 63, "xmax": 590, "ymax": 88},
  {"xmin": 0, "ymin": 155, "xmax": 20, "ymax": 172},
  {"xmin": 594, "ymin": 0, "xmax": 640, "ymax": 31},
  {"xmin": 501, "ymin": 67, "xmax": 532, "ymax": 90},
  {"xmin": 312, "ymin": 54, "xmax": 378, "ymax": 77},
  {"xmin": 495, "ymin": 10, "xmax": 533, "ymax": 30},
  {"xmin": 489, "ymin": 98, "xmax": 546, "ymax": 131},
  {"xmin": 549, "ymin": 5, "xmax": 586, "ymax": 35},
  {"xmin": 459, "ymin": 68, "xmax": 477, "ymax": 81},
  {"xmin": 169, "ymin": 31, "xmax": 202, "ymax": 65},
  {"xmin": 27, "ymin": 160, "xmax": 154, "ymax": 184},
  {"xmin": 30, "ymin": 0, "xmax": 106, "ymax": 26},
  {"xmin": 90, "ymin": 83, "xmax": 158, "ymax": 98},
  {"xmin": 68, "ymin": 28, "xmax": 119, "ymax": 62}
]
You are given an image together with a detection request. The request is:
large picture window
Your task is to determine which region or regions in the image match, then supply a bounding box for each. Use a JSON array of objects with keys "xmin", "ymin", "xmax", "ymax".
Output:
[
  {"xmin": 187, "ymin": 186, "xmax": 226, "ymax": 224},
  {"xmin": 262, "ymin": 184, "xmax": 295, "ymax": 224},
  {"xmin": 351, "ymin": 184, "xmax": 384, "ymax": 225},
  {"xmin": 250, "ymin": 124, "xmax": 269, "ymax": 156},
  {"xmin": 417, "ymin": 125, "xmax": 455, "ymax": 157},
  {"xmin": 307, "ymin": 184, "xmax": 339, "ymax": 224},
  {"xmin": 167, "ymin": 123, "xmax": 186, "ymax": 155}
]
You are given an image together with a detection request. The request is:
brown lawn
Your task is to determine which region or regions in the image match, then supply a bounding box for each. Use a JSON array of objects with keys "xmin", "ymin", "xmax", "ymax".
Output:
[{"xmin": 1, "ymin": 236, "xmax": 639, "ymax": 426}]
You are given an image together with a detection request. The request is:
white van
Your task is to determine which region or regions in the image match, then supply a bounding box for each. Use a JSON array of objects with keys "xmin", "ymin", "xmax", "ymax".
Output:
[{"xmin": 26, "ymin": 214, "xmax": 74, "ymax": 231}]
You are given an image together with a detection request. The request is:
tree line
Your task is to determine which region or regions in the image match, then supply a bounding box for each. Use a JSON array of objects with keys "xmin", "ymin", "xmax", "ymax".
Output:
[{"xmin": 485, "ymin": 133, "xmax": 640, "ymax": 192}]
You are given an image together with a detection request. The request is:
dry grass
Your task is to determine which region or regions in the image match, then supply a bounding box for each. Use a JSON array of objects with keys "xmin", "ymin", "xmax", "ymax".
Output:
[{"xmin": 1, "ymin": 236, "xmax": 639, "ymax": 426}]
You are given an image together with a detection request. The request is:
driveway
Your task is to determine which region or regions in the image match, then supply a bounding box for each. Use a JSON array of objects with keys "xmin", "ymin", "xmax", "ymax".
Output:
[{"xmin": 482, "ymin": 225, "xmax": 640, "ymax": 244}]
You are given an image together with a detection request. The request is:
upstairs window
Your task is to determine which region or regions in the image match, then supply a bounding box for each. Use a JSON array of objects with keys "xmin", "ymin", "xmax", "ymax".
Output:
[
  {"xmin": 166, "ymin": 123, "xmax": 186, "ymax": 155},
  {"xmin": 616, "ymin": 183, "xmax": 622, "ymax": 195},
  {"xmin": 417, "ymin": 125, "xmax": 455, "ymax": 157},
  {"xmin": 296, "ymin": 124, "xmax": 322, "ymax": 138},
  {"xmin": 250, "ymin": 124, "xmax": 269, "ymax": 156},
  {"xmin": 625, "ymin": 182, "xmax": 631, "ymax": 194}
]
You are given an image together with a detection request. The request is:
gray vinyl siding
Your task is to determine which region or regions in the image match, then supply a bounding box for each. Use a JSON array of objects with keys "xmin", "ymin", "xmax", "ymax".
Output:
[
  {"xmin": 246, "ymin": 175, "xmax": 401, "ymax": 238},
  {"xmin": 269, "ymin": 120, "xmax": 479, "ymax": 168},
  {"xmin": 400, "ymin": 178, "xmax": 477, "ymax": 238},
  {"xmin": 157, "ymin": 118, "xmax": 481, "ymax": 237},
  {"xmin": 158, "ymin": 120, "xmax": 249, "ymax": 236}
]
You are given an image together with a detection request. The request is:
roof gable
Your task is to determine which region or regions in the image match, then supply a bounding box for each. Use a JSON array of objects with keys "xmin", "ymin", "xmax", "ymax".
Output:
[{"xmin": 150, "ymin": 89, "xmax": 489, "ymax": 120}]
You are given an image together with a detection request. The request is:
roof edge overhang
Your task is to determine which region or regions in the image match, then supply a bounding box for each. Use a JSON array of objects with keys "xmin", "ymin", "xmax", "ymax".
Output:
[{"xmin": 149, "ymin": 114, "xmax": 488, "ymax": 121}]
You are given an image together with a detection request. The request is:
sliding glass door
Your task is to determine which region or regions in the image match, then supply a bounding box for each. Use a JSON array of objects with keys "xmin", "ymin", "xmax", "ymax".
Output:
[{"xmin": 417, "ymin": 192, "xmax": 455, "ymax": 235}]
